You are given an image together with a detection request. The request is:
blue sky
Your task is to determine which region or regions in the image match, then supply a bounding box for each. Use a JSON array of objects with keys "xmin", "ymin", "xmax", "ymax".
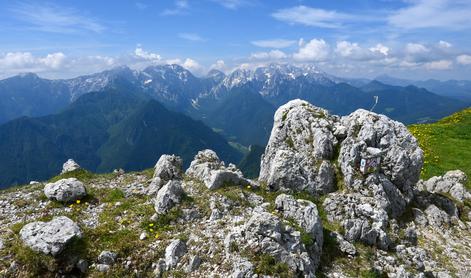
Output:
[{"xmin": 0, "ymin": 0, "xmax": 471, "ymax": 80}]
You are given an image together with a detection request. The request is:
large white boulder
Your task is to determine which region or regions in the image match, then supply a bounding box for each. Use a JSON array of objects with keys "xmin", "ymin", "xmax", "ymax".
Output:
[
  {"xmin": 259, "ymin": 99, "xmax": 338, "ymax": 194},
  {"xmin": 44, "ymin": 178, "xmax": 87, "ymax": 203},
  {"xmin": 20, "ymin": 216, "xmax": 82, "ymax": 256}
]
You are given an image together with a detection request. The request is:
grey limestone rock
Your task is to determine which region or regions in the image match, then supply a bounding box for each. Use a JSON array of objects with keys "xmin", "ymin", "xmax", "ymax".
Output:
[
  {"xmin": 154, "ymin": 180, "xmax": 184, "ymax": 214},
  {"xmin": 44, "ymin": 178, "xmax": 87, "ymax": 203},
  {"xmin": 61, "ymin": 159, "xmax": 81, "ymax": 174},
  {"xmin": 20, "ymin": 216, "xmax": 82, "ymax": 256}
]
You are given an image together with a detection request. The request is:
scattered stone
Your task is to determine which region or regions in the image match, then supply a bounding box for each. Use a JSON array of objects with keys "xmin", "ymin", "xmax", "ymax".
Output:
[
  {"xmin": 154, "ymin": 180, "xmax": 184, "ymax": 214},
  {"xmin": 139, "ymin": 232, "xmax": 148, "ymax": 241},
  {"xmin": 113, "ymin": 168, "xmax": 125, "ymax": 175},
  {"xmin": 19, "ymin": 216, "xmax": 82, "ymax": 256},
  {"xmin": 186, "ymin": 149, "xmax": 249, "ymax": 190},
  {"xmin": 76, "ymin": 259, "xmax": 88, "ymax": 273},
  {"xmin": 44, "ymin": 178, "xmax": 87, "ymax": 203},
  {"xmin": 424, "ymin": 205, "xmax": 450, "ymax": 227},
  {"xmin": 61, "ymin": 159, "xmax": 81, "ymax": 174},
  {"xmin": 186, "ymin": 255, "xmax": 202, "ymax": 273},
  {"xmin": 98, "ymin": 250, "xmax": 117, "ymax": 265},
  {"xmin": 331, "ymin": 232, "xmax": 357, "ymax": 256},
  {"xmin": 275, "ymin": 194, "xmax": 323, "ymax": 265},
  {"xmin": 165, "ymin": 239, "xmax": 187, "ymax": 269},
  {"xmin": 403, "ymin": 226, "xmax": 418, "ymax": 246},
  {"xmin": 0, "ymin": 238, "xmax": 4, "ymax": 250},
  {"xmin": 95, "ymin": 264, "xmax": 110, "ymax": 272},
  {"xmin": 154, "ymin": 154, "xmax": 183, "ymax": 181},
  {"xmin": 418, "ymin": 170, "xmax": 470, "ymax": 202}
]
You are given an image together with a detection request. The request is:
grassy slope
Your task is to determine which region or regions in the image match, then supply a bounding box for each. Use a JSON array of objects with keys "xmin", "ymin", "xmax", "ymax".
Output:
[{"xmin": 409, "ymin": 107, "xmax": 471, "ymax": 188}]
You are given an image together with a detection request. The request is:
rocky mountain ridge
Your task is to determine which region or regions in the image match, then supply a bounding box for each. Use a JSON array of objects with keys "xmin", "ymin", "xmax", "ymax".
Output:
[{"xmin": 0, "ymin": 100, "xmax": 470, "ymax": 277}]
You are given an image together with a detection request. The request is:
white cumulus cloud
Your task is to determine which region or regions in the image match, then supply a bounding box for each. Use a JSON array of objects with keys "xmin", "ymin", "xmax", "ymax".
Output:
[
  {"xmin": 425, "ymin": 60, "xmax": 453, "ymax": 70},
  {"xmin": 182, "ymin": 58, "xmax": 204, "ymax": 75},
  {"xmin": 438, "ymin": 40, "xmax": 452, "ymax": 48},
  {"xmin": 456, "ymin": 54, "xmax": 471, "ymax": 65},
  {"xmin": 134, "ymin": 47, "xmax": 162, "ymax": 61},
  {"xmin": 250, "ymin": 50, "xmax": 287, "ymax": 60},
  {"xmin": 293, "ymin": 39, "xmax": 330, "ymax": 62},
  {"xmin": 0, "ymin": 51, "xmax": 66, "ymax": 72},
  {"xmin": 405, "ymin": 43, "xmax": 429, "ymax": 55},
  {"xmin": 210, "ymin": 60, "xmax": 228, "ymax": 72},
  {"xmin": 369, "ymin": 44, "xmax": 390, "ymax": 56}
]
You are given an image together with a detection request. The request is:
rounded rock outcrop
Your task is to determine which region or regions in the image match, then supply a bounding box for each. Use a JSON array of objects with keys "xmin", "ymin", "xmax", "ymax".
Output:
[
  {"xmin": 44, "ymin": 178, "xmax": 87, "ymax": 203},
  {"xmin": 259, "ymin": 99, "xmax": 339, "ymax": 195},
  {"xmin": 19, "ymin": 216, "xmax": 82, "ymax": 256}
]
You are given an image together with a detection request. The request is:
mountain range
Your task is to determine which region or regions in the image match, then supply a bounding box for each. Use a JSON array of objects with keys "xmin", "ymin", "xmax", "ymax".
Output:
[
  {"xmin": 375, "ymin": 74, "xmax": 471, "ymax": 101},
  {"xmin": 0, "ymin": 64, "xmax": 469, "ymax": 147},
  {"xmin": 0, "ymin": 83, "xmax": 240, "ymax": 188},
  {"xmin": 0, "ymin": 63, "xmax": 469, "ymax": 187}
]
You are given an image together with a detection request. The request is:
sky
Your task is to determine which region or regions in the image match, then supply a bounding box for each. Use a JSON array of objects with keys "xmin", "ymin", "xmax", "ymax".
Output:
[{"xmin": 0, "ymin": 0, "xmax": 471, "ymax": 80}]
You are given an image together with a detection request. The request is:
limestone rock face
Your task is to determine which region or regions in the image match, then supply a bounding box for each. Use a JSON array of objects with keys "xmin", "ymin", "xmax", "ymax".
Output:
[
  {"xmin": 186, "ymin": 149, "xmax": 249, "ymax": 190},
  {"xmin": 224, "ymin": 205, "xmax": 321, "ymax": 277},
  {"xmin": 259, "ymin": 99, "xmax": 338, "ymax": 195},
  {"xmin": 274, "ymin": 194, "xmax": 323, "ymax": 266},
  {"xmin": 61, "ymin": 159, "xmax": 81, "ymax": 174},
  {"xmin": 44, "ymin": 178, "xmax": 87, "ymax": 203},
  {"xmin": 417, "ymin": 170, "xmax": 470, "ymax": 202},
  {"xmin": 260, "ymin": 100, "xmax": 425, "ymax": 250},
  {"xmin": 339, "ymin": 109, "xmax": 423, "ymax": 198},
  {"xmin": 154, "ymin": 180, "xmax": 184, "ymax": 214},
  {"xmin": 19, "ymin": 216, "xmax": 82, "ymax": 256}
]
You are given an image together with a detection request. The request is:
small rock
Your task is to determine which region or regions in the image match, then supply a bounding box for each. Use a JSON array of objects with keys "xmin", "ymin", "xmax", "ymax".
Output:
[
  {"xmin": 165, "ymin": 239, "xmax": 187, "ymax": 269},
  {"xmin": 140, "ymin": 232, "xmax": 148, "ymax": 240},
  {"xmin": 186, "ymin": 255, "xmax": 202, "ymax": 273},
  {"xmin": 404, "ymin": 226, "xmax": 418, "ymax": 246},
  {"xmin": 153, "ymin": 258, "xmax": 167, "ymax": 277},
  {"xmin": 331, "ymin": 232, "xmax": 356, "ymax": 256},
  {"xmin": 425, "ymin": 205, "xmax": 450, "ymax": 227},
  {"xmin": 44, "ymin": 178, "xmax": 87, "ymax": 203},
  {"xmin": 95, "ymin": 264, "xmax": 110, "ymax": 272},
  {"xmin": 113, "ymin": 168, "xmax": 125, "ymax": 175},
  {"xmin": 154, "ymin": 154, "xmax": 184, "ymax": 181},
  {"xmin": 20, "ymin": 216, "xmax": 82, "ymax": 256},
  {"xmin": 76, "ymin": 259, "xmax": 89, "ymax": 273},
  {"xmin": 418, "ymin": 170, "xmax": 470, "ymax": 202},
  {"xmin": 186, "ymin": 149, "xmax": 249, "ymax": 190},
  {"xmin": 154, "ymin": 180, "xmax": 184, "ymax": 214},
  {"xmin": 98, "ymin": 250, "xmax": 117, "ymax": 265},
  {"xmin": 0, "ymin": 238, "xmax": 4, "ymax": 250},
  {"xmin": 61, "ymin": 159, "xmax": 81, "ymax": 174}
]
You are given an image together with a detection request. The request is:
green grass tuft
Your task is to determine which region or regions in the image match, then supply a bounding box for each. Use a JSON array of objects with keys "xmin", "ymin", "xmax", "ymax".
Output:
[
  {"xmin": 48, "ymin": 169, "xmax": 95, "ymax": 183},
  {"xmin": 409, "ymin": 107, "xmax": 471, "ymax": 189}
]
